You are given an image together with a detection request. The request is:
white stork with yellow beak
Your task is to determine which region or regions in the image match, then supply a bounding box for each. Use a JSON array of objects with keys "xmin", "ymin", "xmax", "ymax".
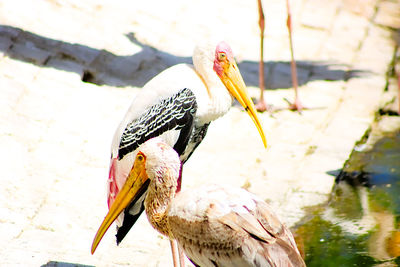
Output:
[
  {"xmin": 97, "ymin": 41, "xmax": 267, "ymax": 257},
  {"xmin": 92, "ymin": 138, "xmax": 305, "ymax": 267}
]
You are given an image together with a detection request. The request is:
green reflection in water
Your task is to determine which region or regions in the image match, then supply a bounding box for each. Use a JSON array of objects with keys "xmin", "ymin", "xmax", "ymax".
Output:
[{"xmin": 295, "ymin": 130, "xmax": 400, "ymax": 266}]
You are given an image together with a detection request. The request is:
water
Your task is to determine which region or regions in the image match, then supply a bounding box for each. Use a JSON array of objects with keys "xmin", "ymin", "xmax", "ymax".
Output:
[{"xmin": 295, "ymin": 128, "xmax": 400, "ymax": 266}]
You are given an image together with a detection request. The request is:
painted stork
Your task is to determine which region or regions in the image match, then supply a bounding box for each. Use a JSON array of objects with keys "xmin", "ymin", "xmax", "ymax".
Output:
[
  {"xmin": 92, "ymin": 138, "xmax": 305, "ymax": 266},
  {"xmin": 92, "ymin": 41, "xmax": 267, "ymax": 263}
]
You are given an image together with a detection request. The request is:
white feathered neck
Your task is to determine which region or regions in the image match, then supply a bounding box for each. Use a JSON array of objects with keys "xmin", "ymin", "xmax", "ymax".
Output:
[{"xmin": 192, "ymin": 42, "xmax": 233, "ymax": 124}]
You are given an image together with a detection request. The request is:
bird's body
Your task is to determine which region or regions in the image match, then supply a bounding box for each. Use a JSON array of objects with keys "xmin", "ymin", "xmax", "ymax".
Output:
[
  {"xmin": 168, "ymin": 184, "xmax": 304, "ymax": 267},
  {"xmin": 92, "ymin": 138, "xmax": 305, "ymax": 267},
  {"xmin": 98, "ymin": 41, "xmax": 267, "ymax": 246}
]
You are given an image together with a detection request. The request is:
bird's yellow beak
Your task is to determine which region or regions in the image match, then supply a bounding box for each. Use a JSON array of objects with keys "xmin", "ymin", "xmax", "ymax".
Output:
[
  {"xmin": 218, "ymin": 60, "xmax": 267, "ymax": 148},
  {"xmin": 91, "ymin": 153, "xmax": 149, "ymax": 254}
]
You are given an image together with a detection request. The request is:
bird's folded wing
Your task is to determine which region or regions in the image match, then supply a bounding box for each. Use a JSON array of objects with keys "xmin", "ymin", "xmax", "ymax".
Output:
[
  {"xmin": 118, "ymin": 87, "xmax": 197, "ymax": 159},
  {"xmin": 217, "ymin": 208, "xmax": 277, "ymax": 244},
  {"xmin": 253, "ymin": 200, "xmax": 300, "ymax": 249},
  {"xmin": 217, "ymin": 201, "xmax": 305, "ymax": 267},
  {"xmin": 216, "ymin": 199, "xmax": 292, "ymax": 245},
  {"xmin": 253, "ymin": 200, "xmax": 306, "ymax": 266}
]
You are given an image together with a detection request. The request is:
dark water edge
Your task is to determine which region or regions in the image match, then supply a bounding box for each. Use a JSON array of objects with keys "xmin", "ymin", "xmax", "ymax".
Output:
[{"xmin": 294, "ymin": 125, "xmax": 400, "ymax": 266}]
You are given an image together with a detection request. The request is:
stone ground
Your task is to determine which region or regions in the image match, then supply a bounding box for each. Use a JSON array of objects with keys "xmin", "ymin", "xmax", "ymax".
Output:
[{"xmin": 0, "ymin": 0, "xmax": 399, "ymax": 266}]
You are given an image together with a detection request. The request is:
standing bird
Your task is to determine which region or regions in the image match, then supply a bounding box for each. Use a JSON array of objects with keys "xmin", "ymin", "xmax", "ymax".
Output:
[
  {"xmin": 92, "ymin": 138, "xmax": 305, "ymax": 267},
  {"xmin": 94, "ymin": 41, "xmax": 267, "ymax": 264},
  {"xmin": 255, "ymin": 0, "xmax": 303, "ymax": 112}
]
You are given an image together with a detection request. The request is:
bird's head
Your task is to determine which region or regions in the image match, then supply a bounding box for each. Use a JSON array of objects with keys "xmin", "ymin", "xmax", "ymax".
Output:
[
  {"xmin": 91, "ymin": 138, "xmax": 180, "ymax": 254},
  {"xmin": 213, "ymin": 41, "xmax": 267, "ymax": 148},
  {"xmin": 213, "ymin": 41, "xmax": 235, "ymax": 77}
]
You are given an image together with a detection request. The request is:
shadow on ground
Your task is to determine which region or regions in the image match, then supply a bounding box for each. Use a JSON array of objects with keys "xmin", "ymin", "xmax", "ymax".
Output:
[
  {"xmin": 41, "ymin": 261, "xmax": 94, "ymax": 267},
  {"xmin": 0, "ymin": 25, "xmax": 368, "ymax": 89}
]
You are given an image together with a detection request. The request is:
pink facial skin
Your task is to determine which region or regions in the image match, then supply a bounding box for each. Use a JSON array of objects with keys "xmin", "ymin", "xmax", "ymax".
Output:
[{"xmin": 213, "ymin": 41, "xmax": 234, "ymax": 77}]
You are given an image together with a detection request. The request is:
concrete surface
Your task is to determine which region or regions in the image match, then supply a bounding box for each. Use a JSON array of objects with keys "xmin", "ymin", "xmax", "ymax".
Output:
[{"xmin": 0, "ymin": 0, "xmax": 399, "ymax": 266}]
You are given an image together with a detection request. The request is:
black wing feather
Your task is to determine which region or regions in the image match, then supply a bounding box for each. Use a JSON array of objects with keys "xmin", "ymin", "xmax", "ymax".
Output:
[
  {"xmin": 118, "ymin": 87, "xmax": 197, "ymax": 160},
  {"xmin": 116, "ymin": 179, "xmax": 149, "ymax": 244}
]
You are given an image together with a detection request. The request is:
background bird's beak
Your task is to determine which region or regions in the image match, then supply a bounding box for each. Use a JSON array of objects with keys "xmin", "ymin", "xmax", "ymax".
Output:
[
  {"xmin": 219, "ymin": 61, "xmax": 267, "ymax": 148},
  {"xmin": 91, "ymin": 157, "xmax": 149, "ymax": 254}
]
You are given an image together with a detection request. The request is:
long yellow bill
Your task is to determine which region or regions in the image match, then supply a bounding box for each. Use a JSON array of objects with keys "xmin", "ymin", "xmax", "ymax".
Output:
[
  {"xmin": 91, "ymin": 153, "xmax": 148, "ymax": 254},
  {"xmin": 219, "ymin": 60, "xmax": 267, "ymax": 148}
]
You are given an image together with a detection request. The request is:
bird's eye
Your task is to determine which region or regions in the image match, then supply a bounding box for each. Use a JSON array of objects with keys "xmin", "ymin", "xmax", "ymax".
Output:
[
  {"xmin": 137, "ymin": 154, "xmax": 144, "ymax": 161},
  {"xmin": 218, "ymin": 52, "xmax": 226, "ymax": 61}
]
